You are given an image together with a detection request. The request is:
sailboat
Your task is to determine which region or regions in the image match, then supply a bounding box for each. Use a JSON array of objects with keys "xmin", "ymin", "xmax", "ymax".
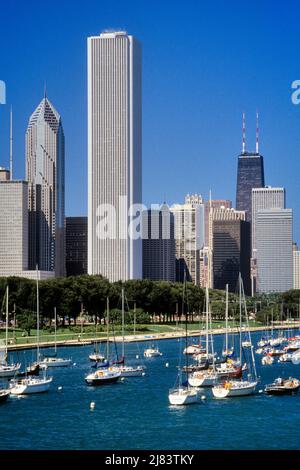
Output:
[
  {"xmin": 40, "ymin": 308, "xmax": 72, "ymax": 368},
  {"xmin": 0, "ymin": 286, "xmax": 21, "ymax": 378},
  {"xmin": 89, "ymin": 320, "xmax": 107, "ymax": 363},
  {"xmin": 114, "ymin": 288, "xmax": 145, "ymax": 377},
  {"xmin": 168, "ymin": 278, "xmax": 198, "ymax": 405},
  {"xmin": 85, "ymin": 298, "xmax": 121, "ymax": 386},
  {"xmin": 188, "ymin": 286, "xmax": 218, "ymax": 387},
  {"xmin": 10, "ymin": 268, "xmax": 52, "ymax": 395},
  {"xmin": 222, "ymin": 285, "xmax": 235, "ymax": 358},
  {"xmin": 212, "ymin": 274, "xmax": 258, "ymax": 398}
]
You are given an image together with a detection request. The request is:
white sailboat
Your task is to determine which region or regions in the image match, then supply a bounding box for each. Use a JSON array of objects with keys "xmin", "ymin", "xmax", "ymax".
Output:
[
  {"xmin": 85, "ymin": 298, "xmax": 120, "ymax": 386},
  {"xmin": 10, "ymin": 268, "xmax": 52, "ymax": 395},
  {"xmin": 212, "ymin": 274, "xmax": 258, "ymax": 399},
  {"xmin": 0, "ymin": 286, "xmax": 21, "ymax": 378},
  {"xmin": 169, "ymin": 278, "xmax": 198, "ymax": 406},
  {"xmin": 114, "ymin": 288, "xmax": 145, "ymax": 377},
  {"xmin": 222, "ymin": 285, "xmax": 235, "ymax": 357},
  {"xmin": 188, "ymin": 286, "xmax": 218, "ymax": 387},
  {"xmin": 89, "ymin": 320, "xmax": 107, "ymax": 363},
  {"xmin": 40, "ymin": 307, "xmax": 72, "ymax": 368}
]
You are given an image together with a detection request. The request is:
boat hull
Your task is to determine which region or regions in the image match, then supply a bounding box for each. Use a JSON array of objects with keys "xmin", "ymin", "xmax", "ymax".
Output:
[
  {"xmin": 265, "ymin": 386, "xmax": 300, "ymax": 395},
  {"xmin": 85, "ymin": 375, "xmax": 120, "ymax": 386},
  {"xmin": 10, "ymin": 378, "xmax": 52, "ymax": 395},
  {"xmin": 0, "ymin": 390, "xmax": 10, "ymax": 403},
  {"xmin": 40, "ymin": 358, "xmax": 72, "ymax": 368},
  {"xmin": 212, "ymin": 381, "xmax": 257, "ymax": 398},
  {"xmin": 118, "ymin": 367, "xmax": 145, "ymax": 377},
  {"xmin": 0, "ymin": 364, "xmax": 21, "ymax": 378},
  {"xmin": 188, "ymin": 373, "xmax": 218, "ymax": 387},
  {"xmin": 168, "ymin": 389, "xmax": 198, "ymax": 406}
]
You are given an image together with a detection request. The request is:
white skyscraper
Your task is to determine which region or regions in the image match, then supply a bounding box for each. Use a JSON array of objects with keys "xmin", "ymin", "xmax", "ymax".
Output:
[
  {"xmin": 88, "ymin": 31, "xmax": 142, "ymax": 282},
  {"xmin": 26, "ymin": 95, "xmax": 65, "ymax": 277},
  {"xmin": 256, "ymin": 209, "xmax": 293, "ymax": 293},
  {"xmin": 293, "ymin": 249, "xmax": 300, "ymax": 290}
]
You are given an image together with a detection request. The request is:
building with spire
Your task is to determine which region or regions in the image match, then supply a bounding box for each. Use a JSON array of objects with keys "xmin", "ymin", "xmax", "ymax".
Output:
[
  {"xmin": 236, "ymin": 113, "xmax": 265, "ymax": 223},
  {"xmin": 26, "ymin": 94, "xmax": 65, "ymax": 276}
]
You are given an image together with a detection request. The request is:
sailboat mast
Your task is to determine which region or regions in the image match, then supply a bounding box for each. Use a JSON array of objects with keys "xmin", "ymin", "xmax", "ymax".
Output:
[
  {"xmin": 106, "ymin": 297, "xmax": 110, "ymax": 358},
  {"xmin": 54, "ymin": 307, "xmax": 57, "ymax": 354},
  {"xmin": 239, "ymin": 274, "xmax": 242, "ymax": 365},
  {"xmin": 5, "ymin": 286, "xmax": 8, "ymax": 361},
  {"xmin": 206, "ymin": 286, "xmax": 209, "ymax": 359},
  {"xmin": 36, "ymin": 267, "xmax": 40, "ymax": 363},
  {"xmin": 225, "ymin": 284, "xmax": 229, "ymax": 353},
  {"xmin": 121, "ymin": 288, "xmax": 125, "ymax": 360}
]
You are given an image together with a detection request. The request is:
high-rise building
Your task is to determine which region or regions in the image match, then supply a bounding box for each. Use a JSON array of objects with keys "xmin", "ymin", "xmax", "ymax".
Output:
[
  {"xmin": 251, "ymin": 187, "xmax": 286, "ymax": 294},
  {"xmin": 0, "ymin": 181, "xmax": 28, "ymax": 276},
  {"xmin": 293, "ymin": 247, "xmax": 300, "ymax": 290},
  {"xmin": 66, "ymin": 217, "xmax": 88, "ymax": 277},
  {"xmin": 88, "ymin": 30, "xmax": 142, "ymax": 282},
  {"xmin": 171, "ymin": 194, "xmax": 204, "ymax": 284},
  {"xmin": 204, "ymin": 199, "xmax": 232, "ymax": 247},
  {"xmin": 26, "ymin": 95, "xmax": 65, "ymax": 277},
  {"xmin": 0, "ymin": 167, "xmax": 10, "ymax": 181},
  {"xmin": 213, "ymin": 218, "xmax": 251, "ymax": 294},
  {"xmin": 142, "ymin": 205, "xmax": 175, "ymax": 282},
  {"xmin": 252, "ymin": 187, "xmax": 286, "ymax": 251},
  {"xmin": 256, "ymin": 209, "xmax": 293, "ymax": 293},
  {"xmin": 236, "ymin": 114, "xmax": 265, "ymax": 222}
]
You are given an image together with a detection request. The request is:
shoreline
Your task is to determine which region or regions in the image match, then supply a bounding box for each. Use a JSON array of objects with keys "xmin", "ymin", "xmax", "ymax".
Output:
[{"xmin": 5, "ymin": 324, "xmax": 299, "ymax": 352}]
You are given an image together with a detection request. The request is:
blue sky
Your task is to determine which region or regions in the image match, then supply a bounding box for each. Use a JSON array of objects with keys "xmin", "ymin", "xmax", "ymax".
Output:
[{"xmin": 0, "ymin": 0, "xmax": 299, "ymax": 242}]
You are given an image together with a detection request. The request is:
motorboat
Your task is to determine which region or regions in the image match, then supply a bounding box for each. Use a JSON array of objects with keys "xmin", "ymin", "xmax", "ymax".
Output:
[
  {"xmin": 40, "ymin": 357, "xmax": 72, "ymax": 368},
  {"xmin": 291, "ymin": 350, "xmax": 300, "ymax": 365},
  {"xmin": 116, "ymin": 365, "xmax": 145, "ymax": 377},
  {"xmin": 0, "ymin": 389, "xmax": 10, "ymax": 403},
  {"xmin": 89, "ymin": 353, "xmax": 107, "ymax": 363},
  {"xmin": 144, "ymin": 347, "xmax": 162, "ymax": 358},
  {"xmin": 85, "ymin": 368, "xmax": 121, "ymax": 386},
  {"xmin": 262, "ymin": 355, "xmax": 274, "ymax": 365},
  {"xmin": 0, "ymin": 363, "xmax": 21, "ymax": 378},
  {"xmin": 278, "ymin": 353, "xmax": 293, "ymax": 363},
  {"xmin": 183, "ymin": 344, "xmax": 206, "ymax": 355},
  {"xmin": 188, "ymin": 369, "xmax": 218, "ymax": 387},
  {"xmin": 265, "ymin": 377, "xmax": 300, "ymax": 395}
]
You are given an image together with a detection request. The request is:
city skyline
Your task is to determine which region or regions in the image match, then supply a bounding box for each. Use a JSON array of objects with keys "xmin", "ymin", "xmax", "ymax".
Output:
[{"xmin": 0, "ymin": 1, "xmax": 300, "ymax": 246}]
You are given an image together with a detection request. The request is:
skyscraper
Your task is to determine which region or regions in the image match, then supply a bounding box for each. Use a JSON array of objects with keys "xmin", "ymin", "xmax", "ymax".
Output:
[
  {"xmin": 256, "ymin": 209, "xmax": 293, "ymax": 293},
  {"xmin": 236, "ymin": 114, "xmax": 265, "ymax": 222},
  {"xmin": 171, "ymin": 194, "xmax": 204, "ymax": 284},
  {"xmin": 142, "ymin": 205, "xmax": 175, "ymax": 282},
  {"xmin": 26, "ymin": 95, "xmax": 65, "ymax": 277},
  {"xmin": 293, "ymin": 246, "xmax": 300, "ymax": 290},
  {"xmin": 66, "ymin": 217, "xmax": 88, "ymax": 277},
  {"xmin": 88, "ymin": 31, "xmax": 142, "ymax": 282}
]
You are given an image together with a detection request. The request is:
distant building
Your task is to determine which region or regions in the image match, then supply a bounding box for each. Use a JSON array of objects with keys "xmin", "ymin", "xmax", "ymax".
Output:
[
  {"xmin": 66, "ymin": 217, "xmax": 88, "ymax": 276},
  {"xmin": 212, "ymin": 218, "xmax": 251, "ymax": 294},
  {"xmin": 0, "ymin": 181, "xmax": 28, "ymax": 276},
  {"xmin": 26, "ymin": 95, "xmax": 65, "ymax": 277},
  {"xmin": 236, "ymin": 114, "xmax": 265, "ymax": 222},
  {"xmin": 293, "ymin": 248, "xmax": 300, "ymax": 290},
  {"xmin": 88, "ymin": 30, "xmax": 142, "ymax": 282},
  {"xmin": 171, "ymin": 194, "xmax": 204, "ymax": 285},
  {"xmin": 204, "ymin": 199, "xmax": 232, "ymax": 247},
  {"xmin": 0, "ymin": 180, "xmax": 54, "ymax": 280},
  {"xmin": 0, "ymin": 167, "xmax": 10, "ymax": 181},
  {"xmin": 251, "ymin": 187, "xmax": 286, "ymax": 294},
  {"xmin": 142, "ymin": 205, "xmax": 175, "ymax": 282},
  {"xmin": 256, "ymin": 209, "xmax": 293, "ymax": 293}
]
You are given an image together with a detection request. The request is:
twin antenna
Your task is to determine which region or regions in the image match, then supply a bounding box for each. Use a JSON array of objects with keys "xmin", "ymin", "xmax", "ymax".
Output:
[{"xmin": 242, "ymin": 112, "xmax": 260, "ymax": 155}]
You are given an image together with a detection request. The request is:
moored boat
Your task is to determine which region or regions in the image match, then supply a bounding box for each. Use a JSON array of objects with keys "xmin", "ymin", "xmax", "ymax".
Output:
[
  {"xmin": 0, "ymin": 389, "xmax": 10, "ymax": 403},
  {"xmin": 85, "ymin": 368, "xmax": 121, "ymax": 386},
  {"xmin": 9, "ymin": 376, "xmax": 53, "ymax": 395},
  {"xmin": 168, "ymin": 387, "xmax": 198, "ymax": 405},
  {"xmin": 265, "ymin": 377, "xmax": 300, "ymax": 395},
  {"xmin": 212, "ymin": 379, "xmax": 258, "ymax": 398},
  {"xmin": 144, "ymin": 347, "xmax": 162, "ymax": 358}
]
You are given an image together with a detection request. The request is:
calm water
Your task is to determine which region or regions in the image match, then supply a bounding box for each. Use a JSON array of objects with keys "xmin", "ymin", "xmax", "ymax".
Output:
[{"xmin": 0, "ymin": 331, "xmax": 300, "ymax": 450}]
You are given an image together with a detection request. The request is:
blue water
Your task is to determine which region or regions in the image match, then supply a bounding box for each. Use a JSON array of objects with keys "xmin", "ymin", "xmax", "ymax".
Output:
[{"xmin": 1, "ymin": 331, "xmax": 300, "ymax": 450}]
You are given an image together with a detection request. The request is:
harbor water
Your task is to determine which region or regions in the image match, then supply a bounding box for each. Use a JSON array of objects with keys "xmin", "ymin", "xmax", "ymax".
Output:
[{"xmin": 0, "ymin": 331, "xmax": 300, "ymax": 450}]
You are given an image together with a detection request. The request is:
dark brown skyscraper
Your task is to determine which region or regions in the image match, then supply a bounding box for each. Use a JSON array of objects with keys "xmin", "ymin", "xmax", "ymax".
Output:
[{"xmin": 66, "ymin": 217, "xmax": 87, "ymax": 276}]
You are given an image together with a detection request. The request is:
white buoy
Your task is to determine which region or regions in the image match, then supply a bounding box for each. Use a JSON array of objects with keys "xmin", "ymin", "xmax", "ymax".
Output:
[
  {"xmin": 259, "ymin": 390, "xmax": 263, "ymax": 394},
  {"xmin": 142, "ymin": 372, "xmax": 146, "ymax": 376},
  {"xmin": 58, "ymin": 386, "xmax": 62, "ymax": 391},
  {"xmin": 201, "ymin": 395, "xmax": 206, "ymax": 400},
  {"xmin": 121, "ymin": 377, "xmax": 125, "ymax": 382},
  {"xmin": 90, "ymin": 402, "xmax": 95, "ymax": 409},
  {"xmin": 136, "ymin": 355, "xmax": 139, "ymax": 359},
  {"xmin": 73, "ymin": 363, "xmax": 76, "ymax": 366},
  {"xmin": 165, "ymin": 362, "xmax": 169, "ymax": 368}
]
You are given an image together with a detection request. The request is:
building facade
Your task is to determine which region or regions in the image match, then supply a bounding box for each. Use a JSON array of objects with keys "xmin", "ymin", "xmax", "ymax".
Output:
[
  {"xmin": 171, "ymin": 194, "xmax": 204, "ymax": 285},
  {"xmin": 142, "ymin": 205, "xmax": 175, "ymax": 282},
  {"xmin": 256, "ymin": 209, "xmax": 293, "ymax": 293},
  {"xmin": 293, "ymin": 249, "xmax": 300, "ymax": 290},
  {"xmin": 204, "ymin": 199, "xmax": 232, "ymax": 247},
  {"xmin": 236, "ymin": 152, "xmax": 265, "ymax": 222},
  {"xmin": 88, "ymin": 30, "xmax": 142, "ymax": 282},
  {"xmin": 66, "ymin": 217, "xmax": 88, "ymax": 277},
  {"xmin": 26, "ymin": 95, "xmax": 65, "ymax": 277},
  {"xmin": 0, "ymin": 181, "xmax": 28, "ymax": 276},
  {"xmin": 212, "ymin": 218, "xmax": 251, "ymax": 295}
]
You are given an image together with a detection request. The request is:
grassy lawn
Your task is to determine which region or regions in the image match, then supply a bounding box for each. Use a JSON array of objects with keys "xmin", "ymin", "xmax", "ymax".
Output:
[{"xmin": 0, "ymin": 320, "xmax": 269, "ymax": 346}]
